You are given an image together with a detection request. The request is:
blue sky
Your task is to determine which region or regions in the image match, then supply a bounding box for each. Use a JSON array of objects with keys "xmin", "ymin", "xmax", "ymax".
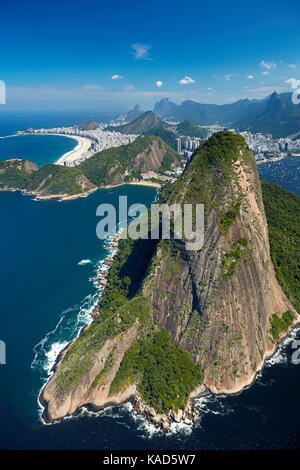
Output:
[{"xmin": 1, "ymin": 0, "xmax": 300, "ymax": 112}]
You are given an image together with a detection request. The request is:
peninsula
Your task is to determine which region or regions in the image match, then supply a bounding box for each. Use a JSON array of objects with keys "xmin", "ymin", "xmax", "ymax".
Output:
[
  {"xmin": 0, "ymin": 136, "xmax": 180, "ymax": 199},
  {"xmin": 40, "ymin": 132, "xmax": 299, "ymax": 430}
]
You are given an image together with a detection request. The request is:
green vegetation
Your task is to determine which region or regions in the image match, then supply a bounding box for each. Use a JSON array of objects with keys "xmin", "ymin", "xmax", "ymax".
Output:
[
  {"xmin": 56, "ymin": 295, "xmax": 151, "ymax": 395},
  {"xmin": 176, "ymin": 120, "xmax": 208, "ymax": 138},
  {"xmin": 56, "ymin": 235, "xmax": 158, "ymax": 395},
  {"xmin": 57, "ymin": 228, "xmax": 204, "ymax": 412},
  {"xmin": 235, "ymin": 92, "xmax": 300, "ymax": 138},
  {"xmin": 144, "ymin": 125, "xmax": 178, "ymax": 148},
  {"xmin": 107, "ymin": 110, "xmax": 181, "ymax": 148},
  {"xmin": 110, "ymin": 329, "xmax": 203, "ymax": 413},
  {"xmin": 50, "ymin": 131, "xmax": 300, "ymax": 415},
  {"xmin": 269, "ymin": 311, "xmax": 294, "ymax": 340},
  {"xmin": 0, "ymin": 158, "xmax": 38, "ymax": 189},
  {"xmin": 79, "ymin": 136, "xmax": 179, "ymax": 186},
  {"xmin": 221, "ymin": 237, "xmax": 252, "ymax": 280},
  {"xmin": 28, "ymin": 164, "xmax": 94, "ymax": 196},
  {"xmin": 0, "ymin": 159, "xmax": 94, "ymax": 197},
  {"xmin": 161, "ymin": 132, "xmax": 248, "ymax": 227},
  {"xmin": 106, "ymin": 111, "xmax": 162, "ymax": 135},
  {"xmin": 219, "ymin": 202, "xmax": 241, "ymax": 236},
  {"xmin": 0, "ymin": 135, "xmax": 179, "ymax": 197},
  {"xmin": 262, "ymin": 181, "xmax": 300, "ymax": 312}
]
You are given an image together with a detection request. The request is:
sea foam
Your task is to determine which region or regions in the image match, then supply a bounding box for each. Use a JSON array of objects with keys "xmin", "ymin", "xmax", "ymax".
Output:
[{"xmin": 78, "ymin": 259, "xmax": 92, "ymax": 266}]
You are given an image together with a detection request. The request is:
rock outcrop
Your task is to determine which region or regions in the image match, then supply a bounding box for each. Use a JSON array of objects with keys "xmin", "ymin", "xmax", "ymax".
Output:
[
  {"xmin": 143, "ymin": 132, "xmax": 298, "ymax": 394},
  {"xmin": 40, "ymin": 132, "xmax": 299, "ymax": 429}
]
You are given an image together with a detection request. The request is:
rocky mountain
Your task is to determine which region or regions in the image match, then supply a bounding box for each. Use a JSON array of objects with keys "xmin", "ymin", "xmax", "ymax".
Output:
[
  {"xmin": 114, "ymin": 104, "xmax": 144, "ymax": 123},
  {"xmin": 176, "ymin": 120, "xmax": 208, "ymax": 138},
  {"xmin": 79, "ymin": 135, "xmax": 180, "ymax": 186},
  {"xmin": 154, "ymin": 97, "xmax": 253, "ymax": 125},
  {"xmin": 27, "ymin": 164, "xmax": 96, "ymax": 199},
  {"xmin": 78, "ymin": 120, "xmax": 99, "ymax": 131},
  {"xmin": 155, "ymin": 93, "xmax": 300, "ymax": 137},
  {"xmin": 107, "ymin": 111, "xmax": 180, "ymax": 147},
  {"xmin": 106, "ymin": 111, "xmax": 163, "ymax": 135},
  {"xmin": 234, "ymin": 92, "xmax": 300, "ymax": 137},
  {"xmin": 40, "ymin": 132, "xmax": 299, "ymax": 429},
  {"xmin": 0, "ymin": 159, "xmax": 96, "ymax": 199},
  {"xmin": 0, "ymin": 158, "xmax": 38, "ymax": 189},
  {"xmin": 0, "ymin": 136, "xmax": 179, "ymax": 198}
]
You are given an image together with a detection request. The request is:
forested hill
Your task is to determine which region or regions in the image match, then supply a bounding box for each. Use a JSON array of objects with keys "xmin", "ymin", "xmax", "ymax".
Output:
[
  {"xmin": 0, "ymin": 136, "xmax": 179, "ymax": 197},
  {"xmin": 79, "ymin": 135, "xmax": 179, "ymax": 186}
]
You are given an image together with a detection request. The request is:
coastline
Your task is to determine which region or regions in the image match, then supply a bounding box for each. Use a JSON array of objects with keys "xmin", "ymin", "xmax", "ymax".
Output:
[
  {"xmin": 40, "ymin": 133, "xmax": 93, "ymax": 166},
  {"xmin": 256, "ymin": 153, "xmax": 300, "ymax": 165},
  {"xmin": 1, "ymin": 132, "xmax": 94, "ymax": 166},
  {"xmin": 38, "ymin": 215, "xmax": 300, "ymax": 429},
  {"xmin": 0, "ymin": 180, "xmax": 160, "ymax": 202},
  {"xmin": 39, "ymin": 294, "xmax": 300, "ymax": 429},
  {"xmin": 0, "ymin": 186, "xmax": 98, "ymax": 201}
]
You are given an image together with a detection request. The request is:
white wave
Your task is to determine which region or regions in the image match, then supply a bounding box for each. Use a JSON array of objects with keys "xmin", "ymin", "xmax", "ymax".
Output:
[
  {"xmin": 132, "ymin": 412, "xmax": 163, "ymax": 438},
  {"xmin": 194, "ymin": 393, "xmax": 234, "ymax": 419},
  {"xmin": 265, "ymin": 326, "xmax": 300, "ymax": 368},
  {"xmin": 169, "ymin": 421, "xmax": 193, "ymax": 436},
  {"xmin": 78, "ymin": 259, "xmax": 92, "ymax": 266},
  {"xmin": 44, "ymin": 341, "xmax": 69, "ymax": 374}
]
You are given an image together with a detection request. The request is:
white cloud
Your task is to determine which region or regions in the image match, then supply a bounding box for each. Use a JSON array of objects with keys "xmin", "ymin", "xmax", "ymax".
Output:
[
  {"xmin": 246, "ymin": 75, "xmax": 254, "ymax": 79},
  {"xmin": 156, "ymin": 80, "xmax": 163, "ymax": 87},
  {"xmin": 262, "ymin": 71, "xmax": 270, "ymax": 75},
  {"xmin": 178, "ymin": 76, "xmax": 195, "ymax": 85},
  {"xmin": 260, "ymin": 60, "xmax": 276, "ymax": 70},
  {"xmin": 111, "ymin": 74, "xmax": 123, "ymax": 80},
  {"xmin": 288, "ymin": 64, "xmax": 296, "ymax": 69},
  {"xmin": 131, "ymin": 43, "xmax": 151, "ymax": 60},
  {"xmin": 224, "ymin": 73, "xmax": 237, "ymax": 81},
  {"xmin": 208, "ymin": 87, "xmax": 213, "ymax": 90}
]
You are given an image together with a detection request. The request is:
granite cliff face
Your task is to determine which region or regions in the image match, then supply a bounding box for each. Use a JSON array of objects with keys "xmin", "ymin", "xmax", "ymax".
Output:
[
  {"xmin": 143, "ymin": 132, "xmax": 298, "ymax": 393},
  {"xmin": 40, "ymin": 132, "xmax": 299, "ymax": 428}
]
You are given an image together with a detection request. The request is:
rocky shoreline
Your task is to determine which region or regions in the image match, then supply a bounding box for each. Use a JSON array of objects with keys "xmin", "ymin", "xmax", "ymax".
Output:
[
  {"xmin": 39, "ymin": 225, "xmax": 300, "ymax": 432},
  {"xmin": 132, "ymin": 385, "xmax": 208, "ymax": 432}
]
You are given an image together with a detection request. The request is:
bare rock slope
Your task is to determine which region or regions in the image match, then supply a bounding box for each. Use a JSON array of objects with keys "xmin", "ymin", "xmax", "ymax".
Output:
[{"xmin": 40, "ymin": 132, "xmax": 299, "ymax": 426}]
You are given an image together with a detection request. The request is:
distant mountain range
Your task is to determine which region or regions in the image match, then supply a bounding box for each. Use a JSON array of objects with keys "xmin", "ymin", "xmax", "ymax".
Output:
[
  {"xmin": 154, "ymin": 92, "xmax": 300, "ymax": 138},
  {"xmin": 114, "ymin": 104, "xmax": 144, "ymax": 123},
  {"xmin": 107, "ymin": 111, "xmax": 208, "ymax": 147}
]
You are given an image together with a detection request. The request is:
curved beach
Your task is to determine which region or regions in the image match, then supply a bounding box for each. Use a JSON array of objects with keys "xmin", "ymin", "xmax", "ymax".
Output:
[{"xmin": 46, "ymin": 134, "xmax": 93, "ymax": 165}]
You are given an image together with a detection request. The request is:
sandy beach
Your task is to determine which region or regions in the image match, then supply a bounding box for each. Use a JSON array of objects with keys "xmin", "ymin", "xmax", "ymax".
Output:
[
  {"xmin": 2, "ymin": 132, "xmax": 94, "ymax": 166},
  {"xmin": 46, "ymin": 134, "xmax": 93, "ymax": 166},
  {"xmin": 128, "ymin": 180, "xmax": 162, "ymax": 188}
]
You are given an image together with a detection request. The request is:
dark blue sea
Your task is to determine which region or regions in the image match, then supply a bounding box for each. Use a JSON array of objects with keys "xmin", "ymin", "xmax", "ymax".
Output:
[{"xmin": 0, "ymin": 118, "xmax": 299, "ymax": 450}]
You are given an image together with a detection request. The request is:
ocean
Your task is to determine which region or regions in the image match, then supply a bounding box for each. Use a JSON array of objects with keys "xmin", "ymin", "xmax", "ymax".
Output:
[
  {"xmin": 0, "ymin": 117, "xmax": 299, "ymax": 449},
  {"xmin": 0, "ymin": 109, "xmax": 114, "ymax": 167}
]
